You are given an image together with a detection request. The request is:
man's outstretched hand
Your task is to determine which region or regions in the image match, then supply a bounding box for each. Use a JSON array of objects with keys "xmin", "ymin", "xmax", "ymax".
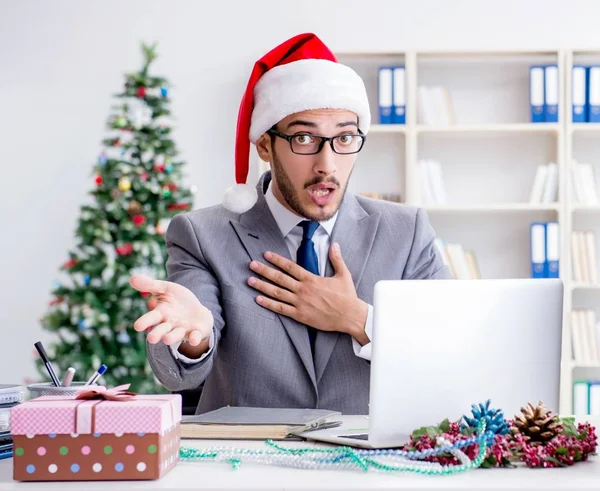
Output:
[{"xmin": 129, "ymin": 275, "xmax": 213, "ymax": 348}]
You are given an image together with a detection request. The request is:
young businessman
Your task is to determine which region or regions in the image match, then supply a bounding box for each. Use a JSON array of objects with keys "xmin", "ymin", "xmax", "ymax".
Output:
[{"xmin": 129, "ymin": 33, "xmax": 451, "ymax": 415}]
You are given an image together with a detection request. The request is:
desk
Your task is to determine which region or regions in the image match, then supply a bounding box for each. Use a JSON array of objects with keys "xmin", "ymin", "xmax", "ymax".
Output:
[{"xmin": 1, "ymin": 419, "xmax": 598, "ymax": 491}]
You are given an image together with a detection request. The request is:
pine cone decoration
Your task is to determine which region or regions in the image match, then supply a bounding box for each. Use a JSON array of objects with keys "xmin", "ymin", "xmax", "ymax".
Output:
[
  {"xmin": 128, "ymin": 200, "xmax": 142, "ymax": 217},
  {"xmin": 511, "ymin": 401, "xmax": 562, "ymax": 446}
]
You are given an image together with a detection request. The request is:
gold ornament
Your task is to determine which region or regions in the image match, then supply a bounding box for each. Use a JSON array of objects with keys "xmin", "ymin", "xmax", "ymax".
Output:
[
  {"xmin": 511, "ymin": 401, "xmax": 562, "ymax": 446},
  {"xmin": 118, "ymin": 176, "xmax": 131, "ymax": 192},
  {"xmin": 127, "ymin": 200, "xmax": 142, "ymax": 217}
]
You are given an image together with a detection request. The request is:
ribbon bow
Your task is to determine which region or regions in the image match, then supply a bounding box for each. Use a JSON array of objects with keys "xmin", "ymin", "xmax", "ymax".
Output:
[{"xmin": 75, "ymin": 383, "xmax": 137, "ymax": 402}]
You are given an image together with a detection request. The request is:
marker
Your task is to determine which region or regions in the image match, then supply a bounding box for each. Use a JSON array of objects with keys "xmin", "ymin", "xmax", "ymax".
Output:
[
  {"xmin": 61, "ymin": 367, "xmax": 76, "ymax": 387},
  {"xmin": 34, "ymin": 341, "xmax": 61, "ymax": 387},
  {"xmin": 85, "ymin": 364, "xmax": 107, "ymax": 386}
]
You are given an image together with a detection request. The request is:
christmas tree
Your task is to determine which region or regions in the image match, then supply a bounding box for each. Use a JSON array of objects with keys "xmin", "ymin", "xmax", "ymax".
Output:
[{"xmin": 37, "ymin": 42, "xmax": 194, "ymax": 393}]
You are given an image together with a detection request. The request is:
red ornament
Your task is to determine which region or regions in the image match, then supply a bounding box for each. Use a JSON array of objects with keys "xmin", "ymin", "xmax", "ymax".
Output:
[
  {"xmin": 62, "ymin": 258, "xmax": 77, "ymax": 269},
  {"xmin": 116, "ymin": 243, "xmax": 134, "ymax": 256},
  {"xmin": 95, "ymin": 175, "xmax": 103, "ymax": 185},
  {"xmin": 136, "ymin": 86, "xmax": 146, "ymax": 97},
  {"xmin": 167, "ymin": 203, "xmax": 190, "ymax": 211},
  {"xmin": 140, "ymin": 171, "xmax": 149, "ymax": 181},
  {"xmin": 49, "ymin": 296, "xmax": 64, "ymax": 306},
  {"xmin": 153, "ymin": 163, "xmax": 165, "ymax": 172},
  {"xmin": 165, "ymin": 182, "xmax": 178, "ymax": 191},
  {"xmin": 140, "ymin": 291, "xmax": 150, "ymax": 298},
  {"xmin": 133, "ymin": 214, "xmax": 146, "ymax": 226}
]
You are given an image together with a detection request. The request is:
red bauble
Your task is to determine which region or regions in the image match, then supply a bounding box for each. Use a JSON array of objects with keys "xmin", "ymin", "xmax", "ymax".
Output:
[
  {"xmin": 95, "ymin": 175, "xmax": 103, "ymax": 185},
  {"xmin": 153, "ymin": 163, "xmax": 165, "ymax": 172},
  {"xmin": 140, "ymin": 291, "xmax": 150, "ymax": 298},
  {"xmin": 136, "ymin": 86, "xmax": 146, "ymax": 97},
  {"xmin": 165, "ymin": 182, "xmax": 178, "ymax": 191},
  {"xmin": 116, "ymin": 243, "xmax": 134, "ymax": 256},
  {"xmin": 133, "ymin": 214, "xmax": 146, "ymax": 226},
  {"xmin": 62, "ymin": 258, "xmax": 77, "ymax": 269},
  {"xmin": 167, "ymin": 203, "xmax": 190, "ymax": 211},
  {"xmin": 140, "ymin": 171, "xmax": 149, "ymax": 181}
]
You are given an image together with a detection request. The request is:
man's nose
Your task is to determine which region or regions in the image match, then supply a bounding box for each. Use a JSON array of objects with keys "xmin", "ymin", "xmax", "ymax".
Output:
[{"xmin": 313, "ymin": 141, "xmax": 337, "ymax": 176}]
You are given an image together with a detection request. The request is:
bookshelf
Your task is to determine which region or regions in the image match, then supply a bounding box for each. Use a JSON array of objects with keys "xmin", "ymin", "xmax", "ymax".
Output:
[{"xmin": 254, "ymin": 48, "xmax": 600, "ymax": 416}]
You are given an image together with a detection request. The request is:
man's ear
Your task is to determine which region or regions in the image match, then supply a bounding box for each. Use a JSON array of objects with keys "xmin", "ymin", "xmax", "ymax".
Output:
[{"xmin": 256, "ymin": 133, "xmax": 272, "ymax": 163}]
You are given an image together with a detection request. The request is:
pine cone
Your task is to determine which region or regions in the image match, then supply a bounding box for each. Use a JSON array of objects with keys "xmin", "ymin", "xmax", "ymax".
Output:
[
  {"xmin": 128, "ymin": 200, "xmax": 142, "ymax": 217},
  {"xmin": 511, "ymin": 401, "xmax": 562, "ymax": 446}
]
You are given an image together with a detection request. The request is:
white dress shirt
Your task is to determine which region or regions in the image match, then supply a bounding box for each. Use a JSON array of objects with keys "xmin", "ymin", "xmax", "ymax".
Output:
[{"xmin": 172, "ymin": 182, "xmax": 373, "ymax": 364}]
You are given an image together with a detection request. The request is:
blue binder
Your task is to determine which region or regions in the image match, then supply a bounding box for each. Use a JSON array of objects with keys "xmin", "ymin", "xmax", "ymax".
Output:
[
  {"xmin": 572, "ymin": 65, "xmax": 588, "ymax": 123},
  {"xmin": 545, "ymin": 221, "xmax": 560, "ymax": 278},
  {"xmin": 543, "ymin": 65, "xmax": 558, "ymax": 122},
  {"xmin": 378, "ymin": 67, "xmax": 393, "ymax": 124},
  {"xmin": 589, "ymin": 66, "xmax": 600, "ymax": 122},
  {"xmin": 530, "ymin": 222, "xmax": 546, "ymax": 278},
  {"xmin": 392, "ymin": 66, "xmax": 406, "ymax": 124},
  {"xmin": 530, "ymin": 65, "xmax": 545, "ymax": 123}
]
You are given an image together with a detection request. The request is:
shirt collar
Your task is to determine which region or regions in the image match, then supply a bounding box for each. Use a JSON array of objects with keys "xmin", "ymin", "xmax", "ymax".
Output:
[{"xmin": 265, "ymin": 180, "xmax": 337, "ymax": 238}]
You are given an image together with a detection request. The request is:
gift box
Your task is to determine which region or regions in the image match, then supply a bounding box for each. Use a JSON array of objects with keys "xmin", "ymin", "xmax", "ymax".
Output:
[{"xmin": 10, "ymin": 385, "xmax": 181, "ymax": 481}]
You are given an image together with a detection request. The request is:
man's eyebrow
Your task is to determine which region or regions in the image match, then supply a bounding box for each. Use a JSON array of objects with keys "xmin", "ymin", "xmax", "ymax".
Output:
[
  {"xmin": 286, "ymin": 120, "xmax": 317, "ymax": 129},
  {"xmin": 286, "ymin": 120, "xmax": 359, "ymax": 130}
]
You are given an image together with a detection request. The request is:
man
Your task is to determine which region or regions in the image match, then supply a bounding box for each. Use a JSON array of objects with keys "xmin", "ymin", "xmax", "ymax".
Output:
[{"xmin": 130, "ymin": 33, "xmax": 451, "ymax": 415}]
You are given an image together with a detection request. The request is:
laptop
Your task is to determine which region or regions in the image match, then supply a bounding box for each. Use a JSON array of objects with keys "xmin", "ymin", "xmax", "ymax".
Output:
[{"xmin": 299, "ymin": 278, "xmax": 564, "ymax": 448}]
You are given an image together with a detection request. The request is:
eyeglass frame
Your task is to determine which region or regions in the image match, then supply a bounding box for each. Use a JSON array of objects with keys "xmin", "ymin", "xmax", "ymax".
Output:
[{"xmin": 266, "ymin": 128, "xmax": 367, "ymax": 155}]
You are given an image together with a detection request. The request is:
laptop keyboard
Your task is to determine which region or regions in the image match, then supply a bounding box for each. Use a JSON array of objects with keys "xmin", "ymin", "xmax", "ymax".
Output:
[{"xmin": 338, "ymin": 433, "xmax": 369, "ymax": 440}]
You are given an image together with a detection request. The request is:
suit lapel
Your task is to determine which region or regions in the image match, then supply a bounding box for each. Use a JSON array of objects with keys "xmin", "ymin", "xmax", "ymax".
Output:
[
  {"xmin": 315, "ymin": 193, "xmax": 381, "ymax": 384},
  {"xmin": 229, "ymin": 173, "xmax": 317, "ymax": 389}
]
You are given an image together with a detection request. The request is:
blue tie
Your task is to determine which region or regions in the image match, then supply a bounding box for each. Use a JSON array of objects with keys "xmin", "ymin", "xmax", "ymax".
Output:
[{"xmin": 296, "ymin": 221, "xmax": 320, "ymax": 355}]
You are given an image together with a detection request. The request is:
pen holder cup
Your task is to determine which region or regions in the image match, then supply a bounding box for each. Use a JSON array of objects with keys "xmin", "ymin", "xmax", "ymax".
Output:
[{"xmin": 27, "ymin": 382, "xmax": 101, "ymax": 399}]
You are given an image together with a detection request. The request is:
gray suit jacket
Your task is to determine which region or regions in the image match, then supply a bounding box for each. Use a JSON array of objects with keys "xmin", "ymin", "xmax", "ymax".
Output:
[{"xmin": 147, "ymin": 171, "xmax": 452, "ymax": 415}]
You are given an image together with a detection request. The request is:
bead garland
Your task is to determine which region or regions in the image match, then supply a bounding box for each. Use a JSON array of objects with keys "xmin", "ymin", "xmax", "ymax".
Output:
[{"xmin": 179, "ymin": 420, "xmax": 491, "ymax": 474}]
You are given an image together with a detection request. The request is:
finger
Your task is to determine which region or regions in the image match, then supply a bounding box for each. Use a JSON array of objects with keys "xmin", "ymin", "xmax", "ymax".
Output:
[
  {"xmin": 263, "ymin": 252, "xmax": 309, "ymax": 281},
  {"xmin": 329, "ymin": 243, "xmax": 350, "ymax": 277},
  {"xmin": 147, "ymin": 321, "xmax": 174, "ymax": 344},
  {"xmin": 250, "ymin": 259, "xmax": 301, "ymax": 291},
  {"xmin": 188, "ymin": 330, "xmax": 204, "ymax": 347},
  {"xmin": 133, "ymin": 309, "xmax": 164, "ymax": 332},
  {"xmin": 129, "ymin": 274, "xmax": 169, "ymax": 296},
  {"xmin": 162, "ymin": 327, "xmax": 187, "ymax": 346},
  {"xmin": 247, "ymin": 277, "xmax": 296, "ymax": 305},
  {"xmin": 256, "ymin": 295, "xmax": 298, "ymax": 319}
]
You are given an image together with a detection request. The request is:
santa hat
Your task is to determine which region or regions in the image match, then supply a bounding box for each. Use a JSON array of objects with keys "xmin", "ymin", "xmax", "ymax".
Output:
[{"xmin": 223, "ymin": 33, "xmax": 371, "ymax": 213}]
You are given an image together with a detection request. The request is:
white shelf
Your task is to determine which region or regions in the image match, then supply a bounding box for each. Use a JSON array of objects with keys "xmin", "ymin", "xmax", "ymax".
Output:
[
  {"xmin": 423, "ymin": 203, "xmax": 560, "ymax": 213},
  {"xmin": 570, "ymin": 204, "xmax": 600, "ymax": 212},
  {"xmin": 570, "ymin": 283, "xmax": 600, "ymax": 291},
  {"xmin": 417, "ymin": 123, "xmax": 560, "ymax": 134},
  {"xmin": 569, "ymin": 361, "xmax": 600, "ymax": 369},
  {"xmin": 570, "ymin": 123, "xmax": 600, "ymax": 134}
]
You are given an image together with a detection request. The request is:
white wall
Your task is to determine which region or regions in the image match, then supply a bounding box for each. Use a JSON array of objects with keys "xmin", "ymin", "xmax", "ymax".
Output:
[{"xmin": 2, "ymin": 0, "xmax": 600, "ymax": 383}]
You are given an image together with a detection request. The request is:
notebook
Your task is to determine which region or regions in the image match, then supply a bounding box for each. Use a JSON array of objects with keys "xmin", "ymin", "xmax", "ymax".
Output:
[
  {"xmin": 0, "ymin": 385, "xmax": 24, "ymax": 405},
  {"xmin": 181, "ymin": 406, "xmax": 341, "ymax": 440}
]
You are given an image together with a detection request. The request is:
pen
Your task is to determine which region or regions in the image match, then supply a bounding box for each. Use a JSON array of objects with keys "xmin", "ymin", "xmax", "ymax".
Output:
[
  {"xmin": 34, "ymin": 341, "xmax": 61, "ymax": 387},
  {"xmin": 85, "ymin": 364, "xmax": 107, "ymax": 386},
  {"xmin": 62, "ymin": 367, "xmax": 76, "ymax": 387}
]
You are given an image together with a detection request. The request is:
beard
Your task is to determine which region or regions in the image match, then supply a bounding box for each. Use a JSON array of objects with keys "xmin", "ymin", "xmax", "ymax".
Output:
[{"xmin": 270, "ymin": 147, "xmax": 350, "ymax": 222}]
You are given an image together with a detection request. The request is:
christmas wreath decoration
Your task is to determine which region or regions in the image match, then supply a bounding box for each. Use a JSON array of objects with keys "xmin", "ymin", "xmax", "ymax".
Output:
[{"xmin": 402, "ymin": 400, "xmax": 598, "ymax": 468}]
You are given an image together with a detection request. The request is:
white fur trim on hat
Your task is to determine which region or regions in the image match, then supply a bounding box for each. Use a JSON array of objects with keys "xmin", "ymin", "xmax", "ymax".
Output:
[
  {"xmin": 223, "ymin": 183, "xmax": 258, "ymax": 214},
  {"xmin": 249, "ymin": 59, "xmax": 371, "ymax": 142}
]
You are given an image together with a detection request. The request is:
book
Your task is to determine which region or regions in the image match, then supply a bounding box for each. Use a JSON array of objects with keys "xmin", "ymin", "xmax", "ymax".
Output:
[
  {"xmin": 0, "ymin": 385, "xmax": 24, "ymax": 405},
  {"xmin": 180, "ymin": 406, "xmax": 341, "ymax": 440}
]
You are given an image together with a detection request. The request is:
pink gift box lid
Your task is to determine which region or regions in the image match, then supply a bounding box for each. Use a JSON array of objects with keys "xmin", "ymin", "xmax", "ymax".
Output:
[{"xmin": 11, "ymin": 393, "xmax": 182, "ymax": 436}]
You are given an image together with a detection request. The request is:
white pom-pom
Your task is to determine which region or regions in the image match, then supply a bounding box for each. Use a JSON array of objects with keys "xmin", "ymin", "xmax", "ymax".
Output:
[{"xmin": 223, "ymin": 183, "xmax": 258, "ymax": 214}]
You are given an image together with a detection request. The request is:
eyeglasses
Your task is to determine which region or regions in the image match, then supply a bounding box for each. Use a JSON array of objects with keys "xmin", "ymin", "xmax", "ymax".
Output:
[{"xmin": 267, "ymin": 129, "xmax": 366, "ymax": 155}]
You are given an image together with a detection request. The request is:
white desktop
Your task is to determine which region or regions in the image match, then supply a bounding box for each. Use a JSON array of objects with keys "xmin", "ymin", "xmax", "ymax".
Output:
[{"xmin": 301, "ymin": 278, "xmax": 564, "ymax": 449}]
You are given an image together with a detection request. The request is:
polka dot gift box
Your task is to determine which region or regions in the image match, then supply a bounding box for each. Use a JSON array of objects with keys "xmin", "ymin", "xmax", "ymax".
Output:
[{"xmin": 10, "ymin": 384, "xmax": 181, "ymax": 481}]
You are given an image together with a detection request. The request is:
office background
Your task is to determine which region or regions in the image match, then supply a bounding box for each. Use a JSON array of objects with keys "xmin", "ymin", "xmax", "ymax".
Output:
[{"xmin": 1, "ymin": 0, "xmax": 600, "ymax": 414}]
